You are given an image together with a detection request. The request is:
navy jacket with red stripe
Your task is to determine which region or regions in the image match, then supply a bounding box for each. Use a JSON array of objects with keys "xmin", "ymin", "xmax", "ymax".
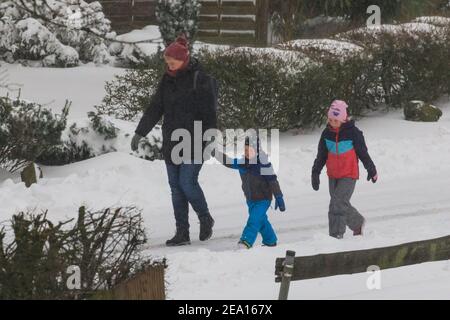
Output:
[{"xmin": 312, "ymin": 120, "xmax": 376, "ymax": 180}]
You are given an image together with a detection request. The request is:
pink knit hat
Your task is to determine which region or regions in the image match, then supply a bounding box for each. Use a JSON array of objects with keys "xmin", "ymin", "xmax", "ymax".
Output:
[{"xmin": 328, "ymin": 100, "xmax": 348, "ymax": 122}]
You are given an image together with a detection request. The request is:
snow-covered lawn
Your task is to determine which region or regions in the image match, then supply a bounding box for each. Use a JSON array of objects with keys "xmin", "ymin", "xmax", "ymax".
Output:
[{"xmin": 1, "ymin": 63, "xmax": 450, "ymax": 299}]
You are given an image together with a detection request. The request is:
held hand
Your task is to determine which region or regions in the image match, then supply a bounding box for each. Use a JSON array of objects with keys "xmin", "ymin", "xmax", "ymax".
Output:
[
  {"xmin": 131, "ymin": 133, "xmax": 143, "ymax": 152},
  {"xmin": 274, "ymin": 195, "xmax": 286, "ymax": 212},
  {"xmin": 311, "ymin": 173, "xmax": 320, "ymax": 191}
]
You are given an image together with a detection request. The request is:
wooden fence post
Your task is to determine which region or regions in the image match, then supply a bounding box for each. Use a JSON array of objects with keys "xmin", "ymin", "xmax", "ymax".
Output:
[
  {"xmin": 20, "ymin": 162, "xmax": 39, "ymax": 188},
  {"xmin": 278, "ymin": 250, "xmax": 295, "ymax": 300},
  {"xmin": 256, "ymin": 0, "xmax": 269, "ymax": 46}
]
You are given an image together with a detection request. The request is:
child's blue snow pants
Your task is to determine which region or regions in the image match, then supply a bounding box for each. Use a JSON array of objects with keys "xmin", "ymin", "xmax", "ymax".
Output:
[{"xmin": 240, "ymin": 200, "xmax": 277, "ymax": 247}]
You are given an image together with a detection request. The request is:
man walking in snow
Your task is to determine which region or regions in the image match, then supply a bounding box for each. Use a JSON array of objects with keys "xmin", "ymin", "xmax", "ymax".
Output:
[{"xmin": 131, "ymin": 35, "xmax": 217, "ymax": 246}]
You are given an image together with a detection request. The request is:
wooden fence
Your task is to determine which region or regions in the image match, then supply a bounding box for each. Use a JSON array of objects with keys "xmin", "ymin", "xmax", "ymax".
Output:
[
  {"xmin": 107, "ymin": 264, "xmax": 166, "ymax": 300},
  {"xmin": 275, "ymin": 235, "xmax": 450, "ymax": 300},
  {"xmin": 91, "ymin": 0, "xmax": 270, "ymax": 46},
  {"xmin": 93, "ymin": 0, "xmax": 158, "ymax": 33},
  {"xmin": 198, "ymin": 0, "xmax": 269, "ymax": 46}
]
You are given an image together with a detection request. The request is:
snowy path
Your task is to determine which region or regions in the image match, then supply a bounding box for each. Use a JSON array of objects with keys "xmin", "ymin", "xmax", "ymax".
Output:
[{"xmin": 0, "ymin": 63, "xmax": 449, "ymax": 299}]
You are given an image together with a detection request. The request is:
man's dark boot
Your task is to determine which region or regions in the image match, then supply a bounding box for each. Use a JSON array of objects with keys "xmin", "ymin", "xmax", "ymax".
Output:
[
  {"xmin": 166, "ymin": 228, "xmax": 191, "ymax": 247},
  {"xmin": 199, "ymin": 215, "xmax": 215, "ymax": 241},
  {"xmin": 353, "ymin": 219, "xmax": 366, "ymax": 236}
]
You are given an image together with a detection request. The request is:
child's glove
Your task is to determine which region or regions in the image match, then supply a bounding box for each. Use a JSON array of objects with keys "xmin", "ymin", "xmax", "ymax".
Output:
[
  {"xmin": 367, "ymin": 168, "xmax": 378, "ymax": 183},
  {"xmin": 274, "ymin": 195, "xmax": 286, "ymax": 212},
  {"xmin": 131, "ymin": 133, "xmax": 143, "ymax": 152},
  {"xmin": 311, "ymin": 173, "xmax": 320, "ymax": 191}
]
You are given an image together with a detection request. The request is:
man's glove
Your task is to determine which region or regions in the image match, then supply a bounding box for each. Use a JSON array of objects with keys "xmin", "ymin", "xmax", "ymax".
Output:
[{"xmin": 131, "ymin": 133, "xmax": 143, "ymax": 152}]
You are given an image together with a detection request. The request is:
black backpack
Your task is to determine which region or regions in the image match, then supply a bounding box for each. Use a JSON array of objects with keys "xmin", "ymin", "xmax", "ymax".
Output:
[{"xmin": 193, "ymin": 70, "xmax": 219, "ymax": 112}]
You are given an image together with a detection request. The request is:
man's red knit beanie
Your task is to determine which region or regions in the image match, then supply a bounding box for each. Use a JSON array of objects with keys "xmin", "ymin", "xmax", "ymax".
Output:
[{"xmin": 164, "ymin": 35, "xmax": 189, "ymax": 62}]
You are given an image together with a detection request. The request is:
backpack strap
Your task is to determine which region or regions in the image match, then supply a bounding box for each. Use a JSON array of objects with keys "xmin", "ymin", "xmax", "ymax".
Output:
[{"xmin": 193, "ymin": 70, "xmax": 200, "ymax": 91}]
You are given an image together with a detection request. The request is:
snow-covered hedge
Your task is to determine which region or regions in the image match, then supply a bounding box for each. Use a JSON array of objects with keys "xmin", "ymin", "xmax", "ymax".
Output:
[
  {"xmin": 96, "ymin": 17, "xmax": 450, "ymax": 131},
  {"xmin": 331, "ymin": 20, "xmax": 450, "ymax": 108}
]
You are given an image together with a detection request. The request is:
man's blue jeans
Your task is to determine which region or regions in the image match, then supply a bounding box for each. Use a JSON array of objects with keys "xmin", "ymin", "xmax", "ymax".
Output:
[{"xmin": 166, "ymin": 163, "xmax": 210, "ymax": 231}]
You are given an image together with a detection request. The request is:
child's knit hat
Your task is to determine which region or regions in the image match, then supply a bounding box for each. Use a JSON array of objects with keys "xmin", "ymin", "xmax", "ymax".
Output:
[
  {"xmin": 328, "ymin": 100, "xmax": 348, "ymax": 122},
  {"xmin": 245, "ymin": 135, "xmax": 259, "ymax": 151}
]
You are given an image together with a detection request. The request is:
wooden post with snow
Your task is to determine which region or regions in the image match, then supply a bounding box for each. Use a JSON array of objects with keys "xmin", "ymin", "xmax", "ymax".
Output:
[
  {"xmin": 20, "ymin": 162, "xmax": 42, "ymax": 188},
  {"xmin": 278, "ymin": 250, "xmax": 296, "ymax": 300}
]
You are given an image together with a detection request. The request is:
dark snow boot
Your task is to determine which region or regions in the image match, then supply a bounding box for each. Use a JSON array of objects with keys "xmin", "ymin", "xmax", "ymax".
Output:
[
  {"xmin": 199, "ymin": 215, "xmax": 215, "ymax": 241},
  {"xmin": 238, "ymin": 240, "xmax": 251, "ymax": 249},
  {"xmin": 166, "ymin": 229, "xmax": 191, "ymax": 247}
]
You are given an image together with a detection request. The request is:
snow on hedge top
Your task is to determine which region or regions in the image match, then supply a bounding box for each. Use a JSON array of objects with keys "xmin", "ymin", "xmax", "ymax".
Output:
[
  {"xmin": 116, "ymin": 25, "xmax": 163, "ymax": 44},
  {"xmin": 223, "ymin": 47, "xmax": 310, "ymax": 72},
  {"xmin": 276, "ymin": 39, "xmax": 364, "ymax": 61},
  {"xmin": 413, "ymin": 16, "xmax": 450, "ymax": 27},
  {"xmin": 111, "ymin": 25, "xmax": 229, "ymax": 61},
  {"xmin": 335, "ymin": 22, "xmax": 445, "ymax": 46}
]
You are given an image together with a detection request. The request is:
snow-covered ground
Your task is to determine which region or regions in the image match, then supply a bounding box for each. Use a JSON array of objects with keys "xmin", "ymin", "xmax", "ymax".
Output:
[{"xmin": 1, "ymin": 63, "xmax": 450, "ymax": 300}]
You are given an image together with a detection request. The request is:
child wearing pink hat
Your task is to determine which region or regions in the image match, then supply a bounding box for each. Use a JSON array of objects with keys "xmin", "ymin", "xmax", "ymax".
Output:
[{"xmin": 311, "ymin": 100, "xmax": 378, "ymax": 239}]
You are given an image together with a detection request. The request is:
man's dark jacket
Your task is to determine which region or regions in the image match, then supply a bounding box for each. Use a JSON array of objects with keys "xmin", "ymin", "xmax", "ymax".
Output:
[{"xmin": 135, "ymin": 59, "xmax": 217, "ymax": 164}]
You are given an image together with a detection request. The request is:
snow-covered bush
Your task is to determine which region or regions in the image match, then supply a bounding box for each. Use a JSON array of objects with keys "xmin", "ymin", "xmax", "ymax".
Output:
[
  {"xmin": 37, "ymin": 111, "xmax": 163, "ymax": 165},
  {"xmin": 49, "ymin": 0, "xmax": 115, "ymax": 64},
  {"xmin": 109, "ymin": 25, "xmax": 164, "ymax": 67},
  {"xmin": 0, "ymin": 96, "xmax": 69, "ymax": 172},
  {"xmin": 156, "ymin": 0, "xmax": 201, "ymax": 47},
  {"xmin": 15, "ymin": 18, "xmax": 80, "ymax": 67},
  {"xmin": 0, "ymin": 0, "xmax": 115, "ymax": 66}
]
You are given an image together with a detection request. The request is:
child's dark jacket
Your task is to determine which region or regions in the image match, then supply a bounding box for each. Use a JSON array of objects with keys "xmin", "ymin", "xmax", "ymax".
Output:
[{"xmin": 216, "ymin": 151, "xmax": 282, "ymax": 201}]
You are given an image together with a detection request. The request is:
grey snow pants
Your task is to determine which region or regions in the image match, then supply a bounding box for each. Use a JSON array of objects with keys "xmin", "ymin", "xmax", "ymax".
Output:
[{"xmin": 328, "ymin": 178, "xmax": 365, "ymax": 238}]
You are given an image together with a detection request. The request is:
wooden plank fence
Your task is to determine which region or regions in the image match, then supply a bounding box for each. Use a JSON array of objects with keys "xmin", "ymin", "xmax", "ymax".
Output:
[
  {"xmin": 275, "ymin": 235, "xmax": 450, "ymax": 300},
  {"xmin": 91, "ymin": 0, "xmax": 270, "ymax": 46},
  {"xmin": 198, "ymin": 0, "xmax": 269, "ymax": 46},
  {"xmin": 91, "ymin": 0, "xmax": 158, "ymax": 33},
  {"xmin": 110, "ymin": 264, "xmax": 166, "ymax": 300}
]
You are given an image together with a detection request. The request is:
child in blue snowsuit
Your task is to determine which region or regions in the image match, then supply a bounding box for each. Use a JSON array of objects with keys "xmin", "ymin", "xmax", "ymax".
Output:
[{"xmin": 216, "ymin": 137, "xmax": 286, "ymax": 248}]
